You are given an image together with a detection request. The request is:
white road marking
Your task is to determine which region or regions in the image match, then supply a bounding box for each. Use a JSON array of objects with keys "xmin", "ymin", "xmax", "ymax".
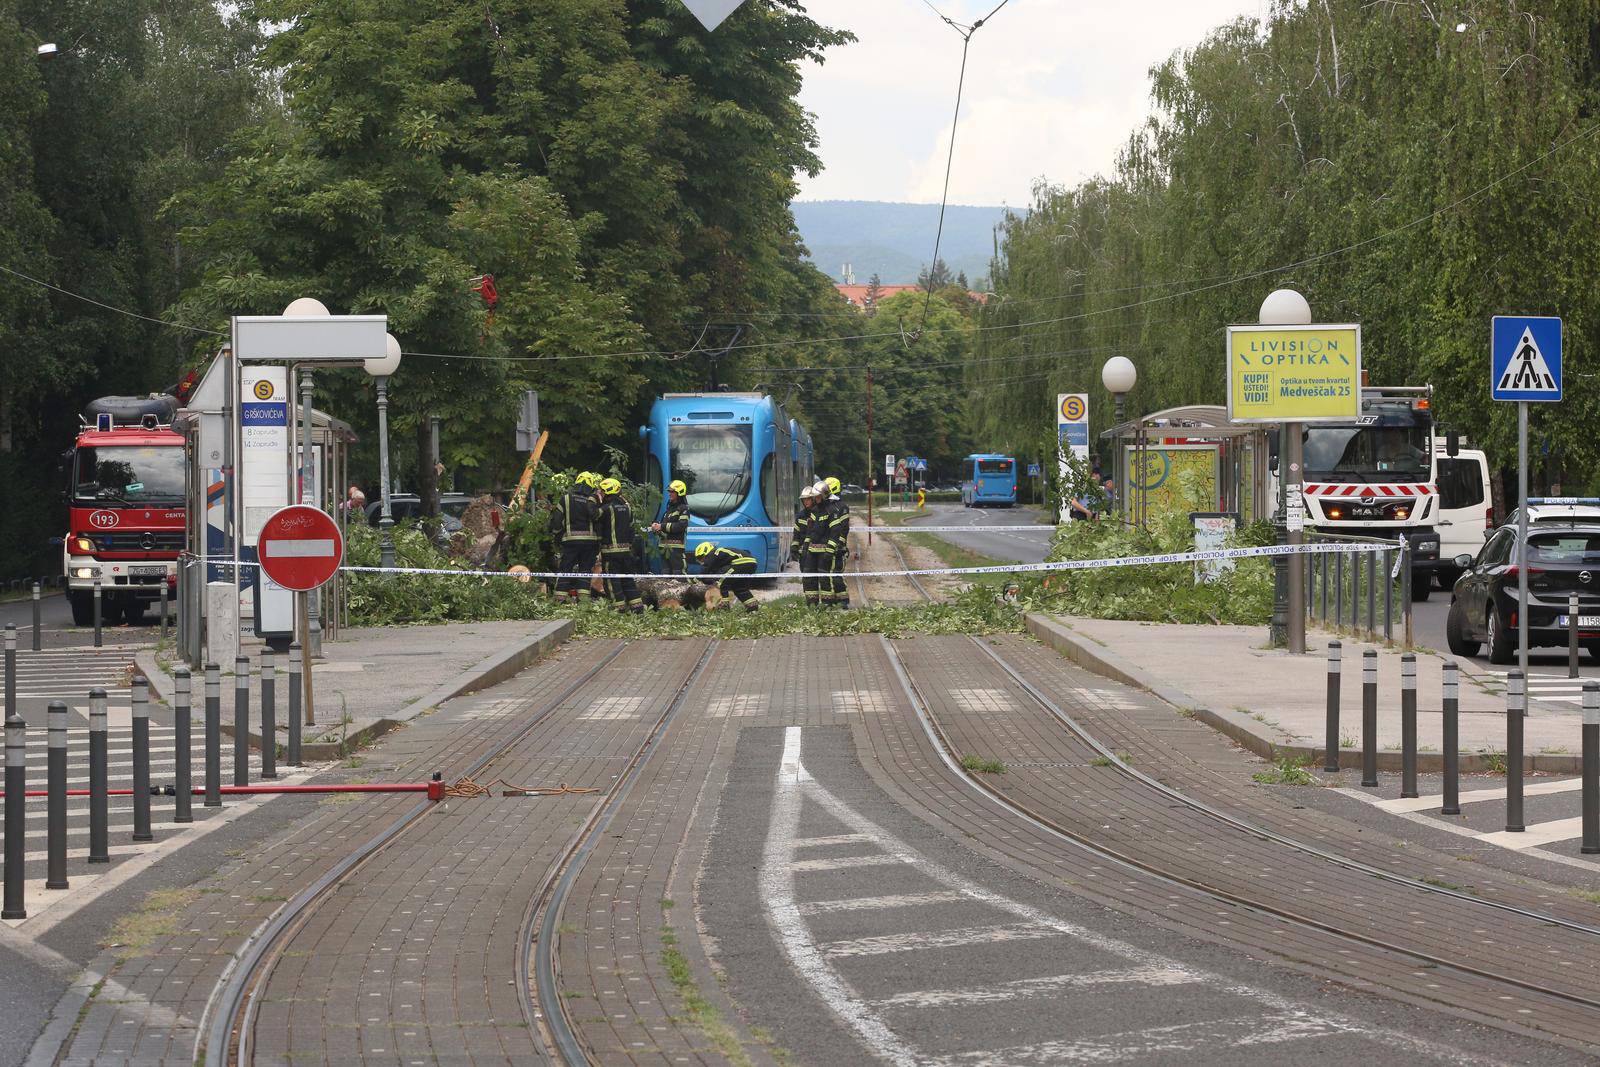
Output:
[
  {"xmin": 797, "ymin": 891, "xmax": 968, "ymax": 916},
  {"xmin": 793, "ymin": 833, "xmax": 875, "ymax": 848},
  {"xmin": 1477, "ymin": 817, "xmax": 1587, "ymax": 850},
  {"xmin": 790, "ymin": 854, "xmax": 903, "ymax": 873},
  {"xmin": 1374, "ymin": 776, "xmax": 1582, "ymax": 814},
  {"xmin": 760, "ymin": 727, "xmax": 1387, "ymax": 1067},
  {"xmin": 875, "ymin": 966, "xmax": 1199, "ymax": 1008},
  {"xmin": 825, "ymin": 922, "xmax": 1064, "ymax": 958},
  {"xmin": 577, "ymin": 696, "xmax": 648, "ymax": 721},
  {"xmin": 924, "ymin": 1012, "xmax": 1355, "ymax": 1066}
]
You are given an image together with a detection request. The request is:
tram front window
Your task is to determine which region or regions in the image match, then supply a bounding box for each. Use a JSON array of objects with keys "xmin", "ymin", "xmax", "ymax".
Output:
[{"xmin": 670, "ymin": 425, "xmax": 753, "ymax": 522}]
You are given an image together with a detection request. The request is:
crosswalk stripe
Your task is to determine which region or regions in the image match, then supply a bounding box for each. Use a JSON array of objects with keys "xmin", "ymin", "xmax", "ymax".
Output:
[
  {"xmin": 1476, "ymin": 817, "xmax": 1587, "ymax": 850},
  {"xmin": 825, "ymin": 922, "xmax": 1064, "ymax": 958}
]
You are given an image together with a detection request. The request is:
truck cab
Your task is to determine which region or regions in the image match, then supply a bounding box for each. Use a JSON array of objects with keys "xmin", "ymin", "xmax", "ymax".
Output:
[
  {"xmin": 1298, "ymin": 386, "xmax": 1441, "ymax": 599},
  {"xmin": 62, "ymin": 396, "xmax": 186, "ymax": 626}
]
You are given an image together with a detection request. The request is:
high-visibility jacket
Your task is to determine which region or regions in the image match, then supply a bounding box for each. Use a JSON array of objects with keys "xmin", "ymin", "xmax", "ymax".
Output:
[
  {"xmin": 789, "ymin": 506, "xmax": 823, "ymax": 560},
  {"xmin": 658, "ymin": 501, "xmax": 690, "ymax": 548},
  {"xmin": 594, "ymin": 496, "xmax": 636, "ymax": 555},
  {"xmin": 827, "ymin": 498, "xmax": 850, "ymax": 552},
  {"xmin": 551, "ymin": 489, "xmax": 597, "ymax": 543},
  {"xmin": 700, "ymin": 546, "xmax": 757, "ymax": 577}
]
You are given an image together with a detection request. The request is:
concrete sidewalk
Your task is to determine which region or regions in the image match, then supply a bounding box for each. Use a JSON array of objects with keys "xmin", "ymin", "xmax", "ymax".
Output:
[
  {"xmin": 134, "ymin": 619, "xmax": 571, "ymax": 760},
  {"xmin": 1029, "ymin": 615, "xmax": 1589, "ymax": 774}
]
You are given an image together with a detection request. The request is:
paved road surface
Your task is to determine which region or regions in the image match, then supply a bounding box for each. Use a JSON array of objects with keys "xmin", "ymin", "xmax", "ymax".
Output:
[
  {"xmin": 1412, "ymin": 586, "xmax": 1600, "ymax": 706},
  {"xmin": 907, "ymin": 502, "xmax": 1054, "ymax": 564},
  {"xmin": 0, "ymin": 591, "xmax": 164, "ymax": 651}
]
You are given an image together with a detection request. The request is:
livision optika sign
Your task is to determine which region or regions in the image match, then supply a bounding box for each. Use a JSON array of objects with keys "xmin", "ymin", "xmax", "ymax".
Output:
[{"xmin": 1225, "ymin": 324, "xmax": 1362, "ymax": 423}]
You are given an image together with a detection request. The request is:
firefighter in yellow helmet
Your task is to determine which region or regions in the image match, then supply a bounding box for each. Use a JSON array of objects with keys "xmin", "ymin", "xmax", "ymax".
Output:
[
  {"xmin": 550, "ymin": 471, "xmax": 600, "ymax": 602},
  {"xmin": 652, "ymin": 479, "xmax": 691, "ymax": 575},
  {"xmin": 594, "ymin": 477, "xmax": 644, "ymax": 613},
  {"xmin": 695, "ymin": 541, "xmax": 759, "ymax": 611},
  {"xmin": 823, "ymin": 476, "xmax": 850, "ymax": 608}
]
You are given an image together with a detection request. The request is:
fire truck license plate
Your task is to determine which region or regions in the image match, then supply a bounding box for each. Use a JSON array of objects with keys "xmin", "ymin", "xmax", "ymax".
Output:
[
  {"xmin": 1557, "ymin": 615, "xmax": 1600, "ymax": 628},
  {"xmin": 129, "ymin": 565, "xmax": 165, "ymax": 577}
]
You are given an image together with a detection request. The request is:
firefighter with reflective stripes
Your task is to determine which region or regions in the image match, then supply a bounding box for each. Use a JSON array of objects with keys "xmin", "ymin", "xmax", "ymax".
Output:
[
  {"xmin": 695, "ymin": 542, "xmax": 759, "ymax": 611},
  {"xmin": 551, "ymin": 471, "xmax": 600, "ymax": 601},
  {"xmin": 652, "ymin": 480, "xmax": 690, "ymax": 575},
  {"xmin": 824, "ymin": 475, "xmax": 851, "ymax": 608},
  {"xmin": 800, "ymin": 480, "xmax": 837, "ymax": 608},
  {"xmin": 594, "ymin": 477, "xmax": 643, "ymax": 613},
  {"xmin": 789, "ymin": 483, "xmax": 823, "ymax": 605}
]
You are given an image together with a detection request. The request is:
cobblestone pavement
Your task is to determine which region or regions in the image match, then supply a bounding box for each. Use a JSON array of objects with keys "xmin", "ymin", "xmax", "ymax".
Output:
[{"xmin": 29, "ymin": 633, "xmax": 1600, "ymax": 1066}]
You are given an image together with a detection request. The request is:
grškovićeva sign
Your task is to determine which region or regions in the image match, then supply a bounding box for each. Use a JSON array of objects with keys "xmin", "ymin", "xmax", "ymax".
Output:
[{"xmin": 1226, "ymin": 323, "xmax": 1361, "ymax": 424}]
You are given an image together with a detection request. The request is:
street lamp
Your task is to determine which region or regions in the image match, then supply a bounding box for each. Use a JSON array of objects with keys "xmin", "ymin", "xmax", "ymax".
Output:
[
  {"xmin": 364, "ymin": 333, "xmax": 403, "ymax": 570},
  {"xmin": 1260, "ymin": 287, "xmax": 1311, "ymax": 654},
  {"xmin": 36, "ymin": 43, "xmax": 58, "ymax": 59},
  {"xmin": 1101, "ymin": 356, "xmax": 1137, "ymax": 423}
]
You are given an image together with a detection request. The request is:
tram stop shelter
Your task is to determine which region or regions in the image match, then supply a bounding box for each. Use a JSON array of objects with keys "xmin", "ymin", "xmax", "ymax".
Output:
[{"xmin": 1099, "ymin": 404, "xmax": 1273, "ymax": 528}]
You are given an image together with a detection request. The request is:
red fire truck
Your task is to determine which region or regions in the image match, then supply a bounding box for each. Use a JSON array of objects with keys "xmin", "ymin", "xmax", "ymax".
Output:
[{"xmin": 61, "ymin": 396, "xmax": 186, "ymax": 626}]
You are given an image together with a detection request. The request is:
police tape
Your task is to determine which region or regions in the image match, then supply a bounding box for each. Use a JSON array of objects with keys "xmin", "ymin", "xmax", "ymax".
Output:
[
  {"xmin": 181, "ymin": 539, "xmax": 1394, "ymax": 584},
  {"xmin": 737, "ymin": 525, "xmax": 1056, "ymax": 534}
]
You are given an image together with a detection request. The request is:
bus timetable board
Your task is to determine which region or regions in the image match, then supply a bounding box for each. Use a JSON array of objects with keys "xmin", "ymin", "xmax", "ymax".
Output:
[{"xmin": 1226, "ymin": 324, "xmax": 1361, "ymax": 423}]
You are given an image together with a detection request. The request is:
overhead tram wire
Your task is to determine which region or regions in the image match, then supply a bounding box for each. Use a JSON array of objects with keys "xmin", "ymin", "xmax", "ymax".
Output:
[{"xmin": 0, "ymin": 262, "xmax": 226, "ymax": 337}]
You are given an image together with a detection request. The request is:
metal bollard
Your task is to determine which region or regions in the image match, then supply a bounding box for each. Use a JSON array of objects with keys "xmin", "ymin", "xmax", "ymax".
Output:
[
  {"xmin": 160, "ymin": 580, "xmax": 170, "ymax": 644},
  {"xmin": 234, "ymin": 654, "xmax": 249, "ymax": 787},
  {"xmin": 31, "ymin": 581, "xmax": 41, "ymax": 651},
  {"xmin": 1400, "ymin": 653, "xmax": 1418, "ymax": 799},
  {"xmin": 1361, "ymin": 650, "xmax": 1378, "ymax": 787},
  {"xmin": 3, "ymin": 711, "xmax": 25, "ymax": 918},
  {"xmin": 173, "ymin": 668, "xmax": 192, "ymax": 824},
  {"xmin": 1571, "ymin": 593, "xmax": 1581, "ymax": 680},
  {"xmin": 46, "ymin": 701, "xmax": 67, "ymax": 889},
  {"xmin": 260, "ymin": 650, "xmax": 276, "ymax": 779},
  {"xmin": 92, "ymin": 577, "xmax": 102, "ymax": 648},
  {"xmin": 4, "ymin": 624, "xmax": 14, "ymax": 720},
  {"xmin": 1583, "ymin": 681, "xmax": 1599, "ymax": 855},
  {"xmin": 205, "ymin": 662, "xmax": 221, "ymax": 807},
  {"xmin": 1505, "ymin": 668, "xmax": 1525, "ymax": 832},
  {"xmin": 88, "ymin": 688, "xmax": 109, "ymax": 862},
  {"xmin": 131, "ymin": 676, "xmax": 152, "ymax": 842},
  {"xmin": 1442, "ymin": 662, "xmax": 1461, "ymax": 815},
  {"xmin": 287, "ymin": 645, "xmax": 302, "ymax": 767},
  {"xmin": 1324, "ymin": 641, "xmax": 1341, "ymax": 772},
  {"xmin": 1334, "ymin": 554, "xmax": 1344, "ymax": 628}
]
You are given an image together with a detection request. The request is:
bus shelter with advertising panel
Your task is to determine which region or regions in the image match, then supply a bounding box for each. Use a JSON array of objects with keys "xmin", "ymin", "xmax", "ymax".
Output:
[{"xmin": 1100, "ymin": 405, "xmax": 1273, "ymax": 527}]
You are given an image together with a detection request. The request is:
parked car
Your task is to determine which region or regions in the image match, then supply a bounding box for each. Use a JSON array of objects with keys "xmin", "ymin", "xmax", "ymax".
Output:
[
  {"xmin": 1499, "ymin": 502, "xmax": 1600, "ymax": 528},
  {"xmin": 1446, "ymin": 520, "xmax": 1600, "ymax": 664},
  {"xmin": 363, "ymin": 492, "xmax": 479, "ymax": 536},
  {"xmin": 841, "ymin": 484, "xmax": 867, "ymax": 496}
]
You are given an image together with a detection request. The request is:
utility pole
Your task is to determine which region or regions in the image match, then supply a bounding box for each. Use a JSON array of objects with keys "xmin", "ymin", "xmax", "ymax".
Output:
[{"xmin": 866, "ymin": 368, "xmax": 874, "ymax": 546}]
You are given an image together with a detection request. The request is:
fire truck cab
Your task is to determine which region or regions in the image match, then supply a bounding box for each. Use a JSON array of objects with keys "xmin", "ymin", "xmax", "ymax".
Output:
[{"xmin": 62, "ymin": 396, "xmax": 186, "ymax": 626}]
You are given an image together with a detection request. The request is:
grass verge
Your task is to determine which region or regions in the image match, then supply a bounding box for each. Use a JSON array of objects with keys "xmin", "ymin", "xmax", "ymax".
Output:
[{"xmin": 660, "ymin": 927, "xmax": 753, "ymax": 1066}]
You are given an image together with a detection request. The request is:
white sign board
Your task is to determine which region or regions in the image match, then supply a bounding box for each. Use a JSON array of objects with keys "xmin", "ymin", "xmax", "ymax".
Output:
[
  {"xmin": 1057, "ymin": 393, "xmax": 1089, "ymax": 487},
  {"xmin": 1284, "ymin": 491, "xmax": 1305, "ymax": 532},
  {"xmin": 239, "ymin": 366, "xmax": 290, "ymax": 546},
  {"xmin": 233, "ymin": 314, "xmax": 387, "ymax": 363},
  {"xmin": 1190, "ymin": 513, "xmax": 1238, "ymax": 582},
  {"xmin": 885, "ymin": 454, "xmax": 896, "ymax": 478}
]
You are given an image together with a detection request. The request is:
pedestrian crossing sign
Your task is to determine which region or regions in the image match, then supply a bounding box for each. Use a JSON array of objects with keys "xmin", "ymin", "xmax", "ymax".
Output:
[{"xmin": 1491, "ymin": 315, "xmax": 1562, "ymax": 402}]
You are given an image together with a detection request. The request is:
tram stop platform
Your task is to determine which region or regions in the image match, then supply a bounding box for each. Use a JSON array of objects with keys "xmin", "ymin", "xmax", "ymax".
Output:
[{"xmin": 1029, "ymin": 615, "xmax": 1592, "ymax": 775}]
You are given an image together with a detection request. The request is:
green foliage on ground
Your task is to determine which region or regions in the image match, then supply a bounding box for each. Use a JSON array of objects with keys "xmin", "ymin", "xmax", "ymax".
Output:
[
  {"xmin": 1251, "ymin": 753, "xmax": 1319, "ymax": 787},
  {"xmin": 572, "ymin": 588, "xmax": 1022, "ymax": 640},
  {"xmin": 1013, "ymin": 475, "xmax": 1275, "ymax": 625}
]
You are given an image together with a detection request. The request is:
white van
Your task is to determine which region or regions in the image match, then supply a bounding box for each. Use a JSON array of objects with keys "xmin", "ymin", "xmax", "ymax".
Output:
[{"xmin": 1434, "ymin": 441, "xmax": 1492, "ymax": 587}]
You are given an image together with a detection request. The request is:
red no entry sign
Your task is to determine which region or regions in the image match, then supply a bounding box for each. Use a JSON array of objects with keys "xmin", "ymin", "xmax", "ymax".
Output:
[{"xmin": 258, "ymin": 504, "xmax": 344, "ymax": 591}]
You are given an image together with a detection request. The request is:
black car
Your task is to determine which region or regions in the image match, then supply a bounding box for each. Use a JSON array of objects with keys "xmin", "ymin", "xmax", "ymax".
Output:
[{"xmin": 1446, "ymin": 521, "xmax": 1600, "ymax": 664}]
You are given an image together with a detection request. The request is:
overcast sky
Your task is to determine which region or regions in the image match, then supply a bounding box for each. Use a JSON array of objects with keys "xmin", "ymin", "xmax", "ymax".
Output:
[{"xmin": 795, "ymin": 0, "xmax": 1261, "ymax": 206}]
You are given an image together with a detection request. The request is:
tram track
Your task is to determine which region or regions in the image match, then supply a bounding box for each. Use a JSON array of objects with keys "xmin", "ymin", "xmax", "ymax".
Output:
[
  {"xmin": 876, "ymin": 632, "xmax": 1600, "ymax": 1047},
  {"xmin": 198, "ymin": 639, "xmax": 715, "ymax": 1066}
]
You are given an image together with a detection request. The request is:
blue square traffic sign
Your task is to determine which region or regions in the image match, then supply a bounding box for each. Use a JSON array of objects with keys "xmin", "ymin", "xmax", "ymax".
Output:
[{"xmin": 1491, "ymin": 315, "xmax": 1562, "ymax": 402}]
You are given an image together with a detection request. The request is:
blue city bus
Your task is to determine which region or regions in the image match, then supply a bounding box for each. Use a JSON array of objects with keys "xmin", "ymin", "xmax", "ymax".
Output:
[
  {"xmin": 639, "ymin": 393, "xmax": 814, "ymax": 572},
  {"xmin": 961, "ymin": 453, "xmax": 1018, "ymax": 507}
]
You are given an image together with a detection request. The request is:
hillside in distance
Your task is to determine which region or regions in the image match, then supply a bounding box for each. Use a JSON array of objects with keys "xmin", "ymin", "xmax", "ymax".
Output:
[{"xmin": 792, "ymin": 200, "xmax": 1011, "ymax": 286}]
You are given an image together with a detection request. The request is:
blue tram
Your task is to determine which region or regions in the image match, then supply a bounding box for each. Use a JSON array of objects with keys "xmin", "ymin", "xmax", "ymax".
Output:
[
  {"xmin": 639, "ymin": 393, "xmax": 814, "ymax": 572},
  {"xmin": 960, "ymin": 453, "xmax": 1018, "ymax": 507}
]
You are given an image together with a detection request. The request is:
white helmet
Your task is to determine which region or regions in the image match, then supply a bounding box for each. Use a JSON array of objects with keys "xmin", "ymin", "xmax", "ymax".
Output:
[
  {"xmin": 811, "ymin": 481, "xmax": 829, "ymax": 498},
  {"xmin": 800, "ymin": 484, "xmax": 817, "ymax": 500}
]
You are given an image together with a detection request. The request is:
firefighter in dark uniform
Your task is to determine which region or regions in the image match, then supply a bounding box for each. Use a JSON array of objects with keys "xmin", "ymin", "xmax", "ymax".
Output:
[
  {"xmin": 594, "ymin": 477, "xmax": 644, "ymax": 613},
  {"xmin": 652, "ymin": 479, "xmax": 691, "ymax": 575},
  {"xmin": 695, "ymin": 541, "xmax": 759, "ymax": 611},
  {"xmin": 800, "ymin": 480, "xmax": 837, "ymax": 608},
  {"xmin": 789, "ymin": 483, "xmax": 822, "ymax": 605},
  {"xmin": 551, "ymin": 471, "xmax": 600, "ymax": 602},
  {"xmin": 824, "ymin": 475, "xmax": 851, "ymax": 608}
]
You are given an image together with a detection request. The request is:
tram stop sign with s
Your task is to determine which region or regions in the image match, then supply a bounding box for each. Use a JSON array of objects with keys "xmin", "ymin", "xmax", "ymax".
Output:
[{"xmin": 258, "ymin": 504, "xmax": 344, "ymax": 591}]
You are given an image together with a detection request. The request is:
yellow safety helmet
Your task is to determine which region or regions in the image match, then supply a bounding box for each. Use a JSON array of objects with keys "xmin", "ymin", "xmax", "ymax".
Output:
[
  {"xmin": 599, "ymin": 477, "xmax": 621, "ymax": 496},
  {"xmin": 669, "ymin": 479, "xmax": 687, "ymax": 496},
  {"xmin": 825, "ymin": 476, "xmax": 841, "ymax": 496},
  {"xmin": 576, "ymin": 471, "xmax": 599, "ymax": 488},
  {"xmin": 694, "ymin": 541, "xmax": 715, "ymax": 558}
]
